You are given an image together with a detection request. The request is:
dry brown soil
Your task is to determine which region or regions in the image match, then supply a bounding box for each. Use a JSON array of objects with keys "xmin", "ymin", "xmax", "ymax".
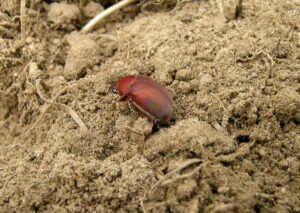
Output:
[{"xmin": 0, "ymin": 0, "xmax": 300, "ymax": 212}]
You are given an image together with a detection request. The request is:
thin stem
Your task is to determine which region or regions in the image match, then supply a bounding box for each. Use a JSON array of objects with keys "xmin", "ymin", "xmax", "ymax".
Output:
[{"xmin": 81, "ymin": 0, "xmax": 137, "ymax": 33}]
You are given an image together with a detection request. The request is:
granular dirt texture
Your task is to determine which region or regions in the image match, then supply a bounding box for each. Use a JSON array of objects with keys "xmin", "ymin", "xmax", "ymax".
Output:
[{"xmin": 0, "ymin": 0, "xmax": 299, "ymax": 212}]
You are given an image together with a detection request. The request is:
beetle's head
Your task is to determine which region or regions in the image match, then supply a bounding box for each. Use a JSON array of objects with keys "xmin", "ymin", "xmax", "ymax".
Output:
[
  {"xmin": 109, "ymin": 81, "xmax": 119, "ymax": 95},
  {"xmin": 110, "ymin": 76, "xmax": 135, "ymax": 96}
]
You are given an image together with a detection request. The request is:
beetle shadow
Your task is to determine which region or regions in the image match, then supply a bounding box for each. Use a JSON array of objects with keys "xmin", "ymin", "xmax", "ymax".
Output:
[{"xmin": 151, "ymin": 117, "xmax": 176, "ymax": 134}]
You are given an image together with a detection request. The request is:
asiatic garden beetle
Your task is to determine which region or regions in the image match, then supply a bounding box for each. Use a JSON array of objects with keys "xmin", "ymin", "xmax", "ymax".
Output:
[{"xmin": 110, "ymin": 75, "xmax": 174, "ymax": 124}]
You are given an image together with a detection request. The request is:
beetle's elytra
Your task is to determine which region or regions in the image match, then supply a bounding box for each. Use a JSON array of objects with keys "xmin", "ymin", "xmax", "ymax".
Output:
[{"xmin": 110, "ymin": 75, "xmax": 174, "ymax": 124}]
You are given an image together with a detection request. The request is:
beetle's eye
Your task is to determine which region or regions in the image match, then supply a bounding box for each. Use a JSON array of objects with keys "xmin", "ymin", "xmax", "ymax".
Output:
[{"xmin": 112, "ymin": 88, "xmax": 118, "ymax": 94}]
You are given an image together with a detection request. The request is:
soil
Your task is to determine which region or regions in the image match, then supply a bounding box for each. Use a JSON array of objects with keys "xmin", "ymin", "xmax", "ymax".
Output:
[{"xmin": 0, "ymin": 0, "xmax": 299, "ymax": 212}]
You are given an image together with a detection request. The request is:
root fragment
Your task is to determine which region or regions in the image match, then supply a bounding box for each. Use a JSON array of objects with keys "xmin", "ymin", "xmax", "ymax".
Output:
[
  {"xmin": 149, "ymin": 158, "xmax": 202, "ymax": 196},
  {"xmin": 140, "ymin": 158, "xmax": 202, "ymax": 212},
  {"xmin": 0, "ymin": 57, "xmax": 22, "ymax": 63},
  {"xmin": 274, "ymin": 25, "xmax": 294, "ymax": 52},
  {"xmin": 82, "ymin": 0, "xmax": 137, "ymax": 33},
  {"xmin": 35, "ymin": 79, "xmax": 88, "ymax": 132},
  {"xmin": 20, "ymin": 0, "xmax": 27, "ymax": 39}
]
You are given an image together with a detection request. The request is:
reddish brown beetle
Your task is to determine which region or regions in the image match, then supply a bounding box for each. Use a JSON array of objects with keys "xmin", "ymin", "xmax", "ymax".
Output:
[{"xmin": 110, "ymin": 75, "xmax": 174, "ymax": 124}]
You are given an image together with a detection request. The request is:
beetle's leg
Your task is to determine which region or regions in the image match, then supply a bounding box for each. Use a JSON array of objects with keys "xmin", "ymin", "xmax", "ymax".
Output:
[
  {"xmin": 112, "ymin": 96, "xmax": 127, "ymax": 109},
  {"xmin": 111, "ymin": 102, "xmax": 117, "ymax": 110},
  {"xmin": 119, "ymin": 96, "xmax": 127, "ymax": 102},
  {"xmin": 127, "ymin": 101, "xmax": 138, "ymax": 126},
  {"xmin": 125, "ymin": 126, "xmax": 144, "ymax": 136},
  {"xmin": 152, "ymin": 122, "xmax": 160, "ymax": 133},
  {"xmin": 125, "ymin": 126, "xmax": 145, "ymax": 149},
  {"xmin": 170, "ymin": 117, "xmax": 175, "ymax": 122}
]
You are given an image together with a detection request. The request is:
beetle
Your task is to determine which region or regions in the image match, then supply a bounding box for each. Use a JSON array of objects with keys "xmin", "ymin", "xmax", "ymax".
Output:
[{"xmin": 110, "ymin": 75, "xmax": 174, "ymax": 125}]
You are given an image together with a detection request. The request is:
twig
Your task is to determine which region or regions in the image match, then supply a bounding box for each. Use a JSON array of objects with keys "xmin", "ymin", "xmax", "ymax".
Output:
[
  {"xmin": 0, "ymin": 144, "xmax": 25, "ymax": 153},
  {"xmin": 81, "ymin": 0, "xmax": 137, "ymax": 33},
  {"xmin": 140, "ymin": 158, "xmax": 202, "ymax": 213},
  {"xmin": 26, "ymin": 86, "xmax": 67, "ymax": 134},
  {"xmin": 236, "ymin": 49, "xmax": 274, "ymax": 68},
  {"xmin": 217, "ymin": 140, "xmax": 256, "ymax": 163},
  {"xmin": 125, "ymin": 126, "xmax": 142, "ymax": 134},
  {"xmin": 161, "ymin": 164, "xmax": 202, "ymax": 186},
  {"xmin": 0, "ymin": 12, "xmax": 21, "ymax": 22},
  {"xmin": 0, "ymin": 12, "xmax": 11, "ymax": 21},
  {"xmin": 233, "ymin": 20, "xmax": 243, "ymax": 34},
  {"xmin": 149, "ymin": 158, "xmax": 202, "ymax": 196},
  {"xmin": 140, "ymin": 198, "xmax": 148, "ymax": 213},
  {"xmin": 35, "ymin": 79, "xmax": 88, "ymax": 132},
  {"xmin": 0, "ymin": 26, "xmax": 15, "ymax": 38},
  {"xmin": 95, "ymin": 34, "xmax": 118, "ymax": 41},
  {"xmin": 274, "ymin": 25, "xmax": 294, "ymax": 52},
  {"xmin": 0, "ymin": 57, "xmax": 22, "ymax": 63},
  {"xmin": 20, "ymin": 0, "xmax": 26, "ymax": 39}
]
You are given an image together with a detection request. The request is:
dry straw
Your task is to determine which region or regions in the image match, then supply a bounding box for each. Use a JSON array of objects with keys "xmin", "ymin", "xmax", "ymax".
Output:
[
  {"xmin": 35, "ymin": 79, "xmax": 88, "ymax": 132},
  {"xmin": 82, "ymin": 0, "xmax": 138, "ymax": 33}
]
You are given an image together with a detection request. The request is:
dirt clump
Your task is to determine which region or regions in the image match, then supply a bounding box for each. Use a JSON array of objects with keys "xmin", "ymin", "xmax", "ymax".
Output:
[{"xmin": 47, "ymin": 2, "xmax": 82, "ymax": 30}]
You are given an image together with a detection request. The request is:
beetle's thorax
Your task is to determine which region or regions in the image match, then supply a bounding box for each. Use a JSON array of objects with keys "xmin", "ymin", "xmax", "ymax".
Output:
[{"xmin": 117, "ymin": 75, "xmax": 136, "ymax": 96}]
